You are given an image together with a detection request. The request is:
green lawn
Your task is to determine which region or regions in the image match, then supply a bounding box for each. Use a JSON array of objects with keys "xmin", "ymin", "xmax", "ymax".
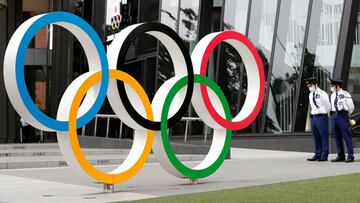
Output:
[{"xmin": 120, "ymin": 173, "xmax": 360, "ymax": 203}]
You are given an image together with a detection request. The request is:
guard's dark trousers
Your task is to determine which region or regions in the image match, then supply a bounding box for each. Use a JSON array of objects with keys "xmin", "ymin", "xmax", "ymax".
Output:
[
  {"xmin": 311, "ymin": 115, "xmax": 329, "ymax": 158},
  {"xmin": 332, "ymin": 114, "xmax": 354, "ymax": 159}
]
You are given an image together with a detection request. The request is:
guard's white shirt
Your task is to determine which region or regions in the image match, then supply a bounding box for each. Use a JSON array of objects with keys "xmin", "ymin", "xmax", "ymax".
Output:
[
  {"xmin": 330, "ymin": 89, "xmax": 354, "ymax": 115},
  {"xmin": 309, "ymin": 87, "xmax": 331, "ymax": 115}
]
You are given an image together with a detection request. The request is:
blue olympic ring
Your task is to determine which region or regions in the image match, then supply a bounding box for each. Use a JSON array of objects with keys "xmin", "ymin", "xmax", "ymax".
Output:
[{"xmin": 16, "ymin": 12, "xmax": 109, "ymax": 131}]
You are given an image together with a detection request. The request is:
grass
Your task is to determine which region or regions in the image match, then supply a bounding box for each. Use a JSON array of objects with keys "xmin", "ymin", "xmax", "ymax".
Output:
[{"xmin": 119, "ymin": 173, "xmax": 360, "ymax": 203}]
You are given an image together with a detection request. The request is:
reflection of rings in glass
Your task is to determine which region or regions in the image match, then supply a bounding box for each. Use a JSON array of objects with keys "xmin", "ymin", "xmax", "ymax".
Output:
[
  {"xmin": 107, "ymin": 22, "xmax": 194, "ymax": 131},
  {"xmin": 111, "ymin": 15, "xmax": 121, "ymax": 30},
  {"xmin": 61, "ymin": 69, "xmax": 154, "ymax": 184},
  {"xmin": 3, "ymin": 12, "xmax": 109, "ymax": 131},
  {"xmin": 192, "ymin": 31, "xmax": 265, "ymax": 130},
  {"xmin": 153, "ymin": 75, "xmax": 231, "ymax": 179}
]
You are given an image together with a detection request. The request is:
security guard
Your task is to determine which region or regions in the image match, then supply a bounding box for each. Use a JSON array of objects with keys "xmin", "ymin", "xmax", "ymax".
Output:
[
  {"xmin": 305, "ymin": 77, "xmax": 331, "ymax": 161},
  {"xmin": 330, "ymin": 78, "xmax": 355, "ymax": 163}
]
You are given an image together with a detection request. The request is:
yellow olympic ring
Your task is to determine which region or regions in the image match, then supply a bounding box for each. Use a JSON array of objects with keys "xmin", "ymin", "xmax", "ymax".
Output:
[{"xmin": 69, "ymin": 69, "xmax": 154, "ymax": 184}]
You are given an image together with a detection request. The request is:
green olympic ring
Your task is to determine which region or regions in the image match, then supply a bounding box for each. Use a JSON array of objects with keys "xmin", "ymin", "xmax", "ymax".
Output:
[{"xmin": 161, "ymin": 74, "xmax": 232, "ymax": 179}]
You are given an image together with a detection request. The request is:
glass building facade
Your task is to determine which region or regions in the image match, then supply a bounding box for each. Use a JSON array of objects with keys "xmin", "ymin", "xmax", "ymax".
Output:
[{"xmin": 0, "ymin": 0, "xmax": 359, "ymax": 144}]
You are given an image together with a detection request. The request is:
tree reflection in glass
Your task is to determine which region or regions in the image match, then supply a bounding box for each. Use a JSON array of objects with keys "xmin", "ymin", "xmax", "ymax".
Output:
[
  {"xmin": 160, "ymin": 0, "xmax": 179, "ymax": 31},
  {"xmin": 178, "ymin": 0, "xmax": 199, "ymax": 52}
]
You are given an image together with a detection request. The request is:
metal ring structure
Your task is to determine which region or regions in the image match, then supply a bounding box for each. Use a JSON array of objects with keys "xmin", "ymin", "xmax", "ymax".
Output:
[
  {"xmin": 192, "ymin": 31, "xmax": 265, "ymax": 130},
  {"xmin": 3, "ymin": 12, "xmax": 265, "ymax": 185},
  {"xmin": 152, "ymin": 75, "xmax": 232, "ymax": 179},
  {"xmin": 107, "ymin": 22, "xmax": 194, "ymax": 131},
  {"xmin": 3, "ymin": 12, "xmax": 109, "ymax": 131},
  {"xmin": 58, "ymin": 69, "xmax": 154, "ymax": 184}
]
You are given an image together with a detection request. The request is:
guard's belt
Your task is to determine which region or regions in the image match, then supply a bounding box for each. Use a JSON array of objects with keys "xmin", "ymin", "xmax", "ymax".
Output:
[{"xmin": 330, "ymin": 110, "xmax": 348, "ymax": 116}]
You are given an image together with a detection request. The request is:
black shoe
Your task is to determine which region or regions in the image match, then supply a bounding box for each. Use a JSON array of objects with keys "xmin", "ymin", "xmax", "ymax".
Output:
[
  {"xmin": 345, "ymin": 157, "xmax": 355, "ymax": 163},
  {"xmin": 331, "ymin": 157, "xmax": 345, "ymax": 162},
  {"xmin": 318, "ymin": 157, "xmax": 328, "ymax": 162},
  {"xmin": 307, "ymin": 156, "xmax": 320, "ymax": 161}
]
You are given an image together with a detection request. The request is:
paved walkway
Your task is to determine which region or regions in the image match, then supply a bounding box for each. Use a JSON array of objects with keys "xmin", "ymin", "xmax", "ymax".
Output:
[{"xmin": 0, "ymin": 148, "xmax": 359, "ymax": 202}]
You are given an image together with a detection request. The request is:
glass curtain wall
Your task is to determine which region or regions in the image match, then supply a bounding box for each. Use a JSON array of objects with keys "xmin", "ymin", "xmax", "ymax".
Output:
[
  {"xmin": 347, "ymin": 5, "xmax": 360, "ymax": 134},
  {"xmin": 158, "ymin": 0, "xmax": 179, "ymax": 87},
  {"xmin": 219, "ymin": 0, "xmax": 249, "ymax": 127},
  {"xmin": 295, "ymin": 0, "xmax": 344, "ymax": 132},
  {"xmin": 243, "ymin": 0, "xmax": 278, "ymax": 133},
  {"xmin": 178, "ymin": 0, "xmax": 200, "ymax": 52},
  {"xmin": 156, "ymin": 0, "xmax": 350, "ymax": 136},
  {"xmin": 265, "ymin": 0, "xmax": 310, "ymax": 133},
  {"xmin": 159, "ymin": 0, "xmax": 200, "ymax": 87},
  {"xmin": 160, "ymin": 0, "xmax": 179, "ymax": 31},
  {"xmin": 159, "ymin": 0, "xmax": 201, "ymax": 136},
  {"xmin": 223, "ymin": 0, "xmax": 249, "ymax": 33}
]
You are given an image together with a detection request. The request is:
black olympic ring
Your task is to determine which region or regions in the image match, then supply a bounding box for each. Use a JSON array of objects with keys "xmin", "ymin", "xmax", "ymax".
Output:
[{"xmin": 115, "ymin": 23, "xmax": 194, "ymax": 130}]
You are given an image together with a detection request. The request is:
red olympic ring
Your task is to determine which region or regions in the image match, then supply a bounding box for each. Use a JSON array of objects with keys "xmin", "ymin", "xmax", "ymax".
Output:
[{"xmin": 199, "ymin": 31, "xmax": 265, "ymax": 130}]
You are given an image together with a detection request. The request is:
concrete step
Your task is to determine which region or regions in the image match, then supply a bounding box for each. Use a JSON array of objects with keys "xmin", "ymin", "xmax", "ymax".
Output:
[
  {"xmin": 0, "ymin": 143, "xmax": 59, "ymax": 150},
  {"xmin": 0, "ymin": 154, "xmax": 206, "ymax": 170},
  {"xmin": 0, "ymin": 142, "xmax": 210, "ymax": 170},
  {"xmin": 354, "ymin": 148, "xmax": 360, "ymax": 153},
  {"xmin": 0, "ymin": 148, "xmax": 131, "ymax": 157}
]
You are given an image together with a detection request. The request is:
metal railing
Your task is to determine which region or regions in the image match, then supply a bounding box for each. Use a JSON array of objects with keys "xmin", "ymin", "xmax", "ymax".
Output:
[
  {"xmin": 83, "ymin": 114, "xmax": 210, "ymax": 143},
  {"xmin": 83, "ymin": 114, "xmax": 123, "ymax": 139},
  {"xmin": 181, "ymin": 117, "xmax": 209, "ymax": 143}
]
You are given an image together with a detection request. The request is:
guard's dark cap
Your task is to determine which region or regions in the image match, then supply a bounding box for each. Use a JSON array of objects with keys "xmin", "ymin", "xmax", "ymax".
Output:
[
  {"xmin": 304, "ymin": 77, "xmax": 317, "ymax": 85},
  {"xmin": 329, "ymin": 78, "xmax": 343, "ymax": 85}
]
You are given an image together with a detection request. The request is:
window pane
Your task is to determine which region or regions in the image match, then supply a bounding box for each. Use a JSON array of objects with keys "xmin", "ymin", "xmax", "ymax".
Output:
[
  {"xmin": 160, "ymin": 0, "xmax": 179, "ymax": 31},
  {"xmin": 178, "ymin": 0, "xmax": 200, "ymax": 52},
  {"xmin": 223, "ymin": 0, "xmax": 249, "ymax": 34},
  {"xmin": 265, "ymin": 0, "xmax": 310, "ymax": 133},
  {"xmin": 105, "ymin": 0, "xmax": 134, "ymax": 37},
  {"xmin": 248, "ymin": 0, "xmax": 278, "ymax": 54},
  {"xmin": 294, "ymin": 0, "xmax": 344, "ymax": 132},
  {"xmin": 158, "ymin": 0, "xmax": 200, "ymax": 87},
  {"xmin": 158, "ymin": 0, "xmax": 201, "ymax": 138},
  {"xmin": 347, "ymin": 8, "xmax": 360, "ymax": 134},
  {"xmin": 158, "ymin": 0, "xmax": 200, "ymax": 93},
  {"xmin": 139, "ymin": 0, "xmax": 159, "ymax": 22},
  {"xmin": 217, "ymin": 0, "xmax": 249, "ymax": 123},
  {"xmin": 239, "ymin": 0, "xmax": 278, "ymax": 134},
  {"xmin": 158, "ymin": 0, "xmax": 179, "ymax": 88}
]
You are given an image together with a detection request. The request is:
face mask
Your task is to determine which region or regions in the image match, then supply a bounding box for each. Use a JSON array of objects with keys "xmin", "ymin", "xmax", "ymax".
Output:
[
  {"xmin": 308, "ymin": 86, "xmax": 316, "ymax": 93},
  {"xmin": 330, "ymin": 86, "xmax": 336, "ymax": 93}
]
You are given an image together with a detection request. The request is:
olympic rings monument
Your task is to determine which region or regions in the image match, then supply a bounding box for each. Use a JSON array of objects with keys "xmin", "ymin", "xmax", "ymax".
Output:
[{"xmin": 3, "ymin": 12, "xmax": 265, "ymax": 187}]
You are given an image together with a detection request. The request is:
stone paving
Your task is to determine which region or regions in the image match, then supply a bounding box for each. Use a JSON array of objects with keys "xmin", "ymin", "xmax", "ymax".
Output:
[{"xmin": 0, "ymin": 148, "xmax": 359, "ymax": 202}]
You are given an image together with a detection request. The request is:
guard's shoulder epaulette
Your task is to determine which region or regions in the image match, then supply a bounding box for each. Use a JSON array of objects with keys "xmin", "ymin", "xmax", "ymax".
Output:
[{"xmin": 341, "ymin": 90, "xmax": 352, "ymax": 98}]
